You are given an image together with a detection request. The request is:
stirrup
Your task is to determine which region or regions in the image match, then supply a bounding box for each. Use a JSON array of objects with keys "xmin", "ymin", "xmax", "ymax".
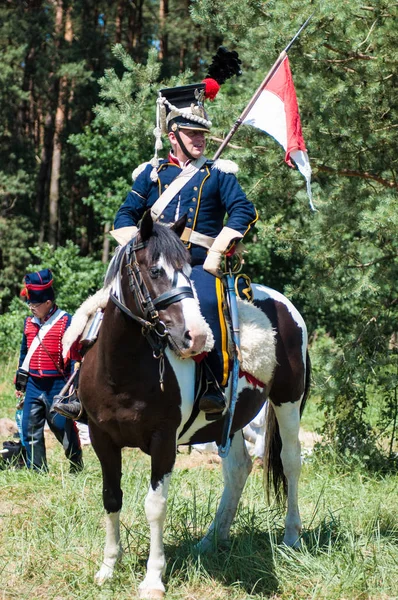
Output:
[
  {"xmin": 51, "ymin": 367, "xmax": 83, "ymax": 420},
  {"xmin": 52, "ymin": 391, "xmax": 83, "ymax": 421},
  {"xmin": 198, "ymin": 382, "xmax": 226, "ymax": 421}
]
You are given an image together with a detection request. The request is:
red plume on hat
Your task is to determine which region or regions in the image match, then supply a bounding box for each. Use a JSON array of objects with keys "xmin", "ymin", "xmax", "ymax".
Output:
[
  {"xmin": 202, "ymin": 46, "xmax": 242, "ymax": 101},
  {"xmin": 20, "ymin": 286, "xmax": 29, "ymax": 300}
]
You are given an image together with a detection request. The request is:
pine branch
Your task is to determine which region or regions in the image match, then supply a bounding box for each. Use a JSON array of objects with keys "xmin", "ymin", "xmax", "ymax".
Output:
[
  {"xmin": 316, "ymin": 165, "xmax": 398, "ymax": 189},
  {"xmin": 323, "ymin": 44, "xmax": 377, "ymax": 61},
  {"xmin": 346, "ymin": 254, "xmax": 398, "ymax": 269}
]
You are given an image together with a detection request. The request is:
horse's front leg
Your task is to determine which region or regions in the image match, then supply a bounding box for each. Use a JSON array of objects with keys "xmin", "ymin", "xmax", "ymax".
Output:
[
  {"xmin": 196, "ymin": 431, "xmax": 252, "ymax": 553},
  {"xmin": 271, "ymin": 400, "xmax": 302, "ymax": 548},
  {"xmin": 89, "ymin": 423, "xmax": 123, "ymax": 584},
  {"xmin": 138, "ymin": 436, "xmax": 176, "ymax": 599}
]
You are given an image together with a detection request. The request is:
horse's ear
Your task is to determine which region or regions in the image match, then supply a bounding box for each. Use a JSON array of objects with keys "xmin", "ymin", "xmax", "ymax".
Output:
[
  {"xmin": 171, "ymin": 214, "xmax": 187, "ymax": 239},
  {"xmin": 139, "ymin": 210, "xmax": 153, "ymax": 242}
]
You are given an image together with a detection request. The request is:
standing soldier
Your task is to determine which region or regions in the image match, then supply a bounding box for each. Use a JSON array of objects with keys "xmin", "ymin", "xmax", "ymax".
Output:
[{"xmin": 15, "ymin": 269, "xmax": 83, "ymax": 472}]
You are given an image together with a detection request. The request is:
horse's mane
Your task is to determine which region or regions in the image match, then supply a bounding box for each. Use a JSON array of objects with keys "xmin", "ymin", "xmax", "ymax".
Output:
[
  {"xmin": 104, "ymin": 223, "xmax": 190, "ymax": 287},
  {"xmin": 148, "ymin": 223, "xmax": 190, "ymax": 270}
]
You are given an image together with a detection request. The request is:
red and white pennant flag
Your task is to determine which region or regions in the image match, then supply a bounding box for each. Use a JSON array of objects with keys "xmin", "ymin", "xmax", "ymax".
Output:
[{"xmin": 243, "ymin": 56, "xmax": 315, "ymax": 210}]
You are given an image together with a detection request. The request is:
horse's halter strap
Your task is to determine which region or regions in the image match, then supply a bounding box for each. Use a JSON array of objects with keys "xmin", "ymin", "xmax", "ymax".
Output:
[{"xmin": 110, "ymin": 235, "xmax": 194, "ymax": 364}]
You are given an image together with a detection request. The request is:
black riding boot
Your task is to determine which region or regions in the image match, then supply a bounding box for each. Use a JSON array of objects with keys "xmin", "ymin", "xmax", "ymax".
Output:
[
  {"xmin": 52, "ymin": 368, "xmax": 83, "ymax": 420},
  {"xmin": 52, "ymin": 391, "xmax": 83, "ymax": 420},
  {"xmin": 198, "ymin": 362, "xmax": 226, "ymax": 418}
]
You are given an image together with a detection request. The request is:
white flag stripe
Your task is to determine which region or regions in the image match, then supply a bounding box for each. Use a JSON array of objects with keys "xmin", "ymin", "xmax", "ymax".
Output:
[
  {"xmin": 243, "ymin": 90, "xmax": 288, "ymax": 150},
  {"xmin": 290, "ymin": 149, "xmax": 315, "ymax": 211}
]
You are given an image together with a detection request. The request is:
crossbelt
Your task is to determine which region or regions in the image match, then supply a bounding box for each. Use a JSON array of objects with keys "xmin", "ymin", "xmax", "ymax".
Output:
[{"xmin": 180, "ymin": 228, "xmax": 215, "ymax": 249}]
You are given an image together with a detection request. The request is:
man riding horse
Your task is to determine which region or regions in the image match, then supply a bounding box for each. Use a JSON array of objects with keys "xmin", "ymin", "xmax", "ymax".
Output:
[{"xmin": 54, "ymin": 49, "xmax": 258, "ymax": 420}]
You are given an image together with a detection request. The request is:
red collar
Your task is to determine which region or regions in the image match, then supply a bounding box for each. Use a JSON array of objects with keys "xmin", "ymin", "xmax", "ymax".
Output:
[{"xmin": 168, "ymin": 153, "xmax": 191, "ymax": 168}]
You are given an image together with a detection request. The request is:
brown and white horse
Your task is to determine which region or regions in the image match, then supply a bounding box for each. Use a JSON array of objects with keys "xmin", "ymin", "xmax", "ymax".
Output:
[{"xmin": 79, "ymin": 211, "xmax": 310, "ymax": 599}]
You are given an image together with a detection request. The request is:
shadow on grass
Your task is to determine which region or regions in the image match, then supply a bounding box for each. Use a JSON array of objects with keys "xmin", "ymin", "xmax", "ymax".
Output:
[
  {"xmin": 116, "ymin": 510, "xmax": 348, "ymax": 596},
  {"xmin": 164, "ymin": 531, "xmax": 279, "ymax": 597}
]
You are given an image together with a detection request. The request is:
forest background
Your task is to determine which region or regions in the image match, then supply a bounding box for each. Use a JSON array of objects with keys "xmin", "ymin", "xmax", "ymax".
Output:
[{"xmin": 0, "ymin": 0, "xmax": 397, "ymax": 466}]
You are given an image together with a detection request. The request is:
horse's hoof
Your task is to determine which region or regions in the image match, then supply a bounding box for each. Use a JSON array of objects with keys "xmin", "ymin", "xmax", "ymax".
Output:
[
  {"xmin": 283, "ymin": 535, "xmax": 302, "ymax": 550},
  {"xmin": 194, "ymin": 536, "xmax": 214, "ymax": 554},
  {"xmin": 94, "ymin": 565, "xmax": 114, "ymax": 585},
  {"xmin": 138, "ymin": 589, "xmax": 165, "ymax": 599}
]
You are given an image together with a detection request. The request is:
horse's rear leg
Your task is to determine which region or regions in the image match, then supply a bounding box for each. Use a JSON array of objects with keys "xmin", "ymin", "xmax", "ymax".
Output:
[
  {"xmin": 271, "ymin": 400, "xmax": 302, "ymax": 548},
  {"xmin": 197, "ymin": 431, "xmax": 252, "ymax": 553},
  {"xmin": 89, "ymin": 424, "xmax": 123, "ymax": 584},
  {"xmin": 138, "ymin": 436, "xmax": 176, "ymax": 599}
]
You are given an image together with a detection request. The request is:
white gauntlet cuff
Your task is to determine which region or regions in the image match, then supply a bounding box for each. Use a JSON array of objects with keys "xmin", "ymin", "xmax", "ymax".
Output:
[{"xmin": 110, "ymin": 226, "xmax": 138, "ymax": 246}]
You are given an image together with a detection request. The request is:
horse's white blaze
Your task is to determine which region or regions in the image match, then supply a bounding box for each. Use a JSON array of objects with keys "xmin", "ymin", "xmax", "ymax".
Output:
[
  {"xmin": 252, "ymin": 284, "xmax": 308, "ymax": 369},
  {"xmin": 173, "ymin": 270, "xmax": 214, "ymax": 356},
  {"xmin": 139, "ymin": 475, "xmax": 171, "ymax": 597},
  {"xmin": 197, "ymin": 432, "xmax": 252, "ymax": 553},
  {"xmin": 94, "ymin": 510, "xmax": 122, "ymax": 584},
  {"xmin": 156, "ymin": 260, "xmax": 213, "ymax": 356},
  {"xmin": 271, "ymin": 399, "xmax": 303, "ymax": 548}
]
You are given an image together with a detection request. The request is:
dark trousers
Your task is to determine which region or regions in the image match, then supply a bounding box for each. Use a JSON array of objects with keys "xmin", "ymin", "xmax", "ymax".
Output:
[
  {"xmin": 190, "ymin": 265, "xmax": 229, "ymax": 387},
  {"xmin": 21, "ymin": 376, "xmax": 82, "ymax": 471}
]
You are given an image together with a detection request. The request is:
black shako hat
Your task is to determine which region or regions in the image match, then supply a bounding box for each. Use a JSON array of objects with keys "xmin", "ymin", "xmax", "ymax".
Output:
[
  {"xmin": 158, "ymin": 83, "xmax": 211, "ymax": 134},
  {"xmin": 149, "ymin": 47, "xmax": 242, "ymax": 175}
]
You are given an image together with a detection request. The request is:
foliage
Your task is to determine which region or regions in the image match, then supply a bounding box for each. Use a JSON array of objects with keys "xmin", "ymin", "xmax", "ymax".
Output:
[
  {"xmin": 26, "ymin": 241, "xmax": 107, "ymax": 314},
  {"xmin": 0, "ymin": 216, "xmax": 35, "ymax": 313},
  {"xmin": 312, "ymin": 326, "xmax": 398, "ymax": 471},
  {"xmin": 69, "ymin": 46, "xmax": 163, "ymax": 224},
  {"xmin": 0, "ymin": 298, "xmax": 29, "ymax": 364}
]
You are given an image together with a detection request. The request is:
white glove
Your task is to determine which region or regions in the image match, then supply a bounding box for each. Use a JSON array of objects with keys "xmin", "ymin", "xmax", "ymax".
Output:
[
  {"xmin": 203, "ymin": 249, "xmax": 223, "ymax": 278},
  {"xmin": 203, "ymin": 226, "xmax": 244, "ymax": 278},
  {"xmin": 109, "ymin": 226, "xmax": 138, "ymax": 246}
]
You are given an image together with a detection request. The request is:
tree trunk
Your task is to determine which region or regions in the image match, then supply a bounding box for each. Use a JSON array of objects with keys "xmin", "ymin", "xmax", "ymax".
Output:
[
  {"xmin": 48, "ymin": 1, "xmax": 73, "ymax": 246},
  {"xmin": 127, "ymin": 0, "xmax": 144, "ymax": 56},
  {"xmin": 102, "ymin": 222, "xmax": 111, "ymax": 264},
  {"xmin": 36, "ymin": 111, "xmax": 54, "ymax": 242},
  {"xmin": 115, "ymin": 0, "xmax": 123, "ymax": 43},
  {"xmin": 159, "ymin": 0, "xmax": 168, "ymax": 61}
]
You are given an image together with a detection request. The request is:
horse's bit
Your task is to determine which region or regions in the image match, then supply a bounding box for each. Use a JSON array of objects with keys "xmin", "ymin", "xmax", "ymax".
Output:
[{"xmin": 110, "ymin": 235, "xmax": 194, "ymax": 390}]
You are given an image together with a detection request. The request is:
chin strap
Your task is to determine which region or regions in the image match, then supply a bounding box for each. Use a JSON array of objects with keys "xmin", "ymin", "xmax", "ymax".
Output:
[{"xmin": 173, "ymin": 127, "xmax": 195, "ymax": 161}]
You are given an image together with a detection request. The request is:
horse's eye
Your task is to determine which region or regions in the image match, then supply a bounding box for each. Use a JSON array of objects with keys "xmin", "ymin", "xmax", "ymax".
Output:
[{"xmin": 149, "ymin": 266, "xmax": 163, "ymax": 279}]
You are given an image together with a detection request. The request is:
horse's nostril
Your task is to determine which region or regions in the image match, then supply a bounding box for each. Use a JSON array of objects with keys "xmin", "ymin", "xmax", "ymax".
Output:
[{"xmin": 184, "ymin": 330, "xmax": 192, "ymax": 341}]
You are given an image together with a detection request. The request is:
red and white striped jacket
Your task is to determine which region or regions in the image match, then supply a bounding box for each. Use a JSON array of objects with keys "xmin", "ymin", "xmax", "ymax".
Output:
[{"xmin": 18, "ymin": 307, "xmax": 72, "ymax": 378}]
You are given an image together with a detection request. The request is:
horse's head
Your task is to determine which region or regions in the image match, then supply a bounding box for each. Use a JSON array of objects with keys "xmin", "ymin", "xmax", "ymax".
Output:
[{"xmin": 120, "ymin": 211, "xmax": 213, "ymax": 359}]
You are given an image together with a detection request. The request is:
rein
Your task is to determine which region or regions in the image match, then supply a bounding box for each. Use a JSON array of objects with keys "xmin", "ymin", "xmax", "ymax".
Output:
[{"xmin": 110, "ymin": 234, "xmax": 194, "ymax": 389}]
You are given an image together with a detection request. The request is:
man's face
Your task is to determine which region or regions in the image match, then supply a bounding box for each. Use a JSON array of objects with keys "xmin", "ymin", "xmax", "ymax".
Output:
[
  {"xmin": 169, "ymin": 128, "xmax": 206, "ymax": 160},
  {"xmin": 28, "ymin": 300, "xmax": 53, "ymax": 321}
]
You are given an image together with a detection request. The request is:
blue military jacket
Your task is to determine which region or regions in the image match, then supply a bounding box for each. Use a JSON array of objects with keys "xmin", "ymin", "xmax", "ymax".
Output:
[{"xmin": 114, "ymin": 156, "xmax": 258, "ymax": 264}]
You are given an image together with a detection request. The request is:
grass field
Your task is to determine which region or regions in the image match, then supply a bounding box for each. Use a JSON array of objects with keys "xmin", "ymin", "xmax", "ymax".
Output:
[{"xmin": 1, "ymin": 359, "xmax": 397, "ymax": 600}]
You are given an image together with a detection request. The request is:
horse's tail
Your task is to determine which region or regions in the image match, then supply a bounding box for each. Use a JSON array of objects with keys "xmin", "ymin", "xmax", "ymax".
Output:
[{"xmin": 263, "ymin": 350, "xmax": 311, "ymax": 504}]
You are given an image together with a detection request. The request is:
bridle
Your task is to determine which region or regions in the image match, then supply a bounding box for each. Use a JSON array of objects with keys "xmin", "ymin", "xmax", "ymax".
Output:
[{"xmin": 109, "ymin": 234, "xmax": 194, "ymax": 389}]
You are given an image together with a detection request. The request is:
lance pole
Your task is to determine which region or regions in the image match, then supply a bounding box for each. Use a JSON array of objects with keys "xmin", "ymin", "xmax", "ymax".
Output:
[{"xmin": 212, "ymin": 14, "xmax": 313, "ymax": 161}]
